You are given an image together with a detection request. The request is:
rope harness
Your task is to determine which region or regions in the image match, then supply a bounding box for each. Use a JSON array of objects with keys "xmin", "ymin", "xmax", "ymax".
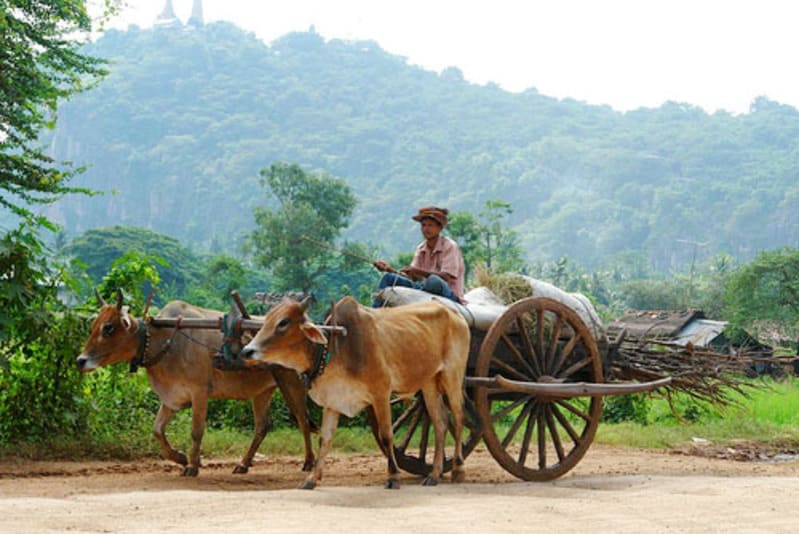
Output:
[
  {"xmin": 129, "ymin": 317, "xmax": 183, "ymax": 373},
  {"xmin": 300, "ymin": 303, "xmax": 345, "ymax": 388}
]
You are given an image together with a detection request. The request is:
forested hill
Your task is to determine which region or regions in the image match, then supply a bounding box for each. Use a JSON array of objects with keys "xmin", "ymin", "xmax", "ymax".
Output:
[{"xmin": 42, "ymin": 21, "xmax": 799, "ymax": 270}]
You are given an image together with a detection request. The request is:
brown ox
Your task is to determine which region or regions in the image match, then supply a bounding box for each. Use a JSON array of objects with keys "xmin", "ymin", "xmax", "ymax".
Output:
[
  {"xmin": 76, "ymin": 292, "xmax": 315, "ymax": 476},
  {"xmin": 240, "ymin": 296, "xmax": 469, "ymax": 489}
]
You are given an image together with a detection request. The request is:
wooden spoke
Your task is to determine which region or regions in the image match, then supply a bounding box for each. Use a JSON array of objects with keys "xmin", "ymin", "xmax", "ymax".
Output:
[
  {"xmin": 536, "ymin": 308, "xmax": 546, "ymax": 371},
  {"xmin": 395, "ymin": 402, "xmax": 423, "ymax": 451},
  {"xmin": 517, "ymin": 404, "xmax": 537, "ymax": 466},
  {"xmin": 393, "ymin": 397, "xmax": 422, "ymax": 428},
  {"xmin": 515, "ymin": 315, "xmax": 542, "ymax": 376},
  {"xmin": 489, "ymin": 396, "xmax": 529, "ymax": 424},
  {"xmin": 537, "ymin": 411, "xmax": 546, "ymax": 469},
  {"xmin": 550, "ymin": 331, "xmax": 582, "ymax": 375},
  {"xmin": 551, "ymin": 402, "xmax": 581, "ymax": 444},
  {"xmin": 489, "ymin": 355, "xmax": 531, "ymax": 381},
  {"xmin": 545, "ymin": 316, "xmax": 564, "ymax": 375},
  {"xmin": 392, "ymin": 391, "xmax": 483, "ymax": 477},
  {"xmin": 500, "ymin": 332, "xmax": 536, "ymax": 377},
  {"xmin": 555, "ymin": 398, "xmax": 593, "ymax": 423},
  {"xmin": 545, "ymin": 406, "xmax": 566, "ymax": 462},
  {"xmin": 558, "ymin": 356, "xmax": 593, "ymax": 379},
  {"xmin": 500, "ymin": 401, "xmax": 534, "ymax": 449}
]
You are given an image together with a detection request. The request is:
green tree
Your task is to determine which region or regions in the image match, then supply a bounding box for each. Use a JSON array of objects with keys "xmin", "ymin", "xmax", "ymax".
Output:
[
  {"xmin": 185, "ymin": 254, "xmax": 253, "ymax": 310},
  {"xmin": 449, "ymin": 199, "xmax": 526, "ymax": 279},
  {"xmin": 96, "ymin": 250, "xmax": 164, "ymax": 313},
  {"xmin": 0, "ymin": 221, "xmax": 64, "ymax": 364},
  {"xmin": 723, "ymin": 247, "xmax": 799, "ymax": 341},
  {"xmin": 1, "ymin": 0, "xmax": 120, "ymax": 366},
  {"xmin": 479, "ymin": 200, "xmax": 524, "ymax": 272},
  {"xmin": 0, "ymin": 0, "xmax": 120, "ymax": 217},
  {"xmin": 63, "ymin": 226, "xmax": 201, "ymax": 297},
  {"xmin": 247, "ymin": 162, "xmax": 357, "ymax": 293},
  {"xmin": 447, "ymin": 211, "xmax": 482, "ymax": 276}
]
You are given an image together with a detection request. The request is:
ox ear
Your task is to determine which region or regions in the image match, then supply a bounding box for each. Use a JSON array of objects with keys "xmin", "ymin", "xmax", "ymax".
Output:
[{"xmin": 300, "ymin": 321, "xmax": 327, "ymax": 345}]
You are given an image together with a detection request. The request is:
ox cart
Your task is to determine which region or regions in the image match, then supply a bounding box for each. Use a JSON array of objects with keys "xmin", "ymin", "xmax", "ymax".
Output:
[
  {"xmin": 143, "ymin": 282, "xmax": 669, "ymax": 483},
  {"xmin": 372, "ymin": 280, "xmax": 670, "ymax": 482}
]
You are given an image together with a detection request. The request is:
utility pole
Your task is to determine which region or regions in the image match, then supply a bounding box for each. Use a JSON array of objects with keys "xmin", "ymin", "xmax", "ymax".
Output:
[{"xmin": 676, "ymin": 238, "xmax": 708, "ymax": 305}]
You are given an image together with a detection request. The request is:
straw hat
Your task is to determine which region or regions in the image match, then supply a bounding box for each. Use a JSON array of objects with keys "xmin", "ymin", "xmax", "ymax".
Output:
[{"xmin": 411, "ymin": 206, "xmax": 449, "ymax": 227}]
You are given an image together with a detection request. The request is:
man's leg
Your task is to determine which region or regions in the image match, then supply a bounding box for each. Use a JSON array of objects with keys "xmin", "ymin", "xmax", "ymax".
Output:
[
  {"xmin": 422, "ymin": 274, "xmax": 458, "ymax": 303},
  {"xmin": 373, "ymin": 273, "xmax": 416, "ymax": 307}
]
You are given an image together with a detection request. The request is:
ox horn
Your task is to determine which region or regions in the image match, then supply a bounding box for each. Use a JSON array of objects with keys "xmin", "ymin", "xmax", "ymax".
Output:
[
  {"xmin": 116, "ymin": 288, "xmax": 125, "ymax": 310},
  {"xmin": 299, "ymin": 294, "xmax": 314, "ymax": 312},
  {"xmin": 94, "ymin": 288, "xmax": 107, "ymax": 307}
]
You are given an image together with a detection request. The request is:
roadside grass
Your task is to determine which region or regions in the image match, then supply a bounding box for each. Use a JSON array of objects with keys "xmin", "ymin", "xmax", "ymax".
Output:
[
  {"xmin": 596, "ymin": 377, "xmax": 799, "ymax": 449},
  {"xmin": 202, "ymin": 377, "xmax": 799, "ymax": 457}
]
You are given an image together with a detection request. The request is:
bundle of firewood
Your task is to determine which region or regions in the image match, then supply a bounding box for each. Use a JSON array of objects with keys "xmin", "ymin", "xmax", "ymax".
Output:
[{"xmin": 608, "ymin": 338, "xmax": 787, "ymax": 406}]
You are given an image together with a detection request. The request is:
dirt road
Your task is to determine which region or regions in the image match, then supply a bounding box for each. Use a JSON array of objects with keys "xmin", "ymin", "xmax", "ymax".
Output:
[{"xmin": 2, "ymin": 443, "xmax": 799, "ymax": 533}]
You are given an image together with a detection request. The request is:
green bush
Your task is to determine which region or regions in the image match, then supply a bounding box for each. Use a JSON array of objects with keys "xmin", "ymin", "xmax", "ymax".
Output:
[
  {"xmin": 0, "ymin": 310, "xmax": 91, "ymax": 444},
  {"xmin": 601, "ymin": 393, "xmax": 651, "ymax": 424}
]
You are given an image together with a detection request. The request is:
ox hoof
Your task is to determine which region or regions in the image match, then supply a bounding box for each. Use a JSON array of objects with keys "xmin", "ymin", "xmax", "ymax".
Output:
[
  {"xmin": 181, "ymin": 466, "xmax": 199, "ymax": 477},
  {"xmin": 451, "ymin": 469, "xmax": 466, "ymax": 484},
  {"xmin": 385, "ymin": 478, "xmax": 401, "ymax": 490},
  {"xmin": 298, "ymin": 480, "xmax": 317, "ymax": 490},
  {"xmin": 232, "ymin": 464, "xmax": 249, "ymax": 474},
  {"xmin": 421, "ymin": 476, "xmax": 439, "ymax": 487},
  {"xmin": 301, "ymin": 458, "xmax": 315, "ymax": 472}
]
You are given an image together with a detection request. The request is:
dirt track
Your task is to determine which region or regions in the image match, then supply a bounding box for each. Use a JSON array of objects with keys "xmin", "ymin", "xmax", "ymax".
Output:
[{"xmin": 2, "ymin": 444, "xmax": 799, "ymax": 533}]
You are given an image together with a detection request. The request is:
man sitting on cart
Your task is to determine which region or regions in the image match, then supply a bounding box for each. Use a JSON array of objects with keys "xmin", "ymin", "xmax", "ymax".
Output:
[{"xmin": 372, "ymin": 206, "xmax": 465, "ymax": 307}]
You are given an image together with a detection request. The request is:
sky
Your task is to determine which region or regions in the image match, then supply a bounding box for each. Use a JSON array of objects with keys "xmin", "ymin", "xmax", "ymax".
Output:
[{"xmin": 102, "ymin": 0, "xmax": 799, "ymax": 114}]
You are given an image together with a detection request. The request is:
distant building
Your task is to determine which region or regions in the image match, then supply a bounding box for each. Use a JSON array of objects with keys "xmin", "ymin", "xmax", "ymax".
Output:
[
  {"xmin": 154, "ymin": 0, "xmax": 205, "ymax": 29},
  {"xmin": 155, "ymin": 0, "xmax": 181, "ymax": 28},
  {"xmin": 187, "ymin": 0, "xmax": 204, "ymax": 27},
  {"xmin": 607, "ymin": 309, "xmax": 779, "ymax": 376}
]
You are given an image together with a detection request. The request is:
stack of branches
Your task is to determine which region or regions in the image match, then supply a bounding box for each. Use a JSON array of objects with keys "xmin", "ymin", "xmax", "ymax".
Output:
[{"xmin": 609, "ymin": 336, "xmax": 778, "ymax": 407}]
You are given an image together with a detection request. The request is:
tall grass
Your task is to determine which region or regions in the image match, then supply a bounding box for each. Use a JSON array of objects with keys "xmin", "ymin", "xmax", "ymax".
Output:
[{"xmin": 596, "ymin": 377, "xmax": 799, "ymax": 448}]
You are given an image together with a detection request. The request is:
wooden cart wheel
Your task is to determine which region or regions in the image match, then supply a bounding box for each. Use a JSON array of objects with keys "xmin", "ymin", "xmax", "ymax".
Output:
[
  {"xmin": 473, "ymin": 297, "xmax": 604, "ymax": 481},
  {"xmin": 375, "ymin": 390, "xmax": 483, "ymax": 476}
]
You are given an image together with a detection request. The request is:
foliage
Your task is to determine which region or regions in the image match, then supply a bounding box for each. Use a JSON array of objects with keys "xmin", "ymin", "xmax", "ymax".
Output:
[
  {"xmin": 63, "ymin": 226, "xmax": 201, "ymax": 298},
  {"xmin": 96, "ymin": 250, "xmax": 164, "ymax": 313},
  {"xmin": 183, "ymin": 254, "xmax": 254, "ymax": 310},
  {"xmin": 0, "ymin": 223, "xmax": 93, "ymax": 443},
  {"xmin": 316, "ymin": 241, "xmax": 381, "ymax": 305},
  {"xmin": 0, "ymin": 0, "xmax": 121, "ymax": 218},
  {"xmin": 0, "ymin": 308, "xmax": 91, "ymax": 443},
  {"xmin": 78, "ymin": 364, "xmax": 161, "ymax": 456},
  {"xmin": 247, "ymin": 162, "xmax": 357, "ymax": 294},
  {"xmin": 601, "ymin": 394, "xmax": 651, "ymax": 425},
  {"xmin": 449, "ymin": 199, "xmax": 526, "ymax": 279},
  {"xmin": 616, "ymin": 277, "xmax": 690, "ymax": 311},
  {"xmin": 23, "ymin": 24, "xmax": 799, "ymax": 273},
  {"xmin": 1, "ymin": 222, "xmax": 59, "ymax": 363},
  {"xmin": 723, "ymin": 247, "xmax": 799, "ymax": 342}
]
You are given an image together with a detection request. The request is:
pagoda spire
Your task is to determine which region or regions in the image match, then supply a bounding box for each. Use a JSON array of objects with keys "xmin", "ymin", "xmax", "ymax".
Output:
[
  {"xmin": 188, "ymin": 0, "xmax": 204, "ymax": 27},
  {"xmin": 155, "ymin": 0, "xmax": 180, "ymax": 27}
]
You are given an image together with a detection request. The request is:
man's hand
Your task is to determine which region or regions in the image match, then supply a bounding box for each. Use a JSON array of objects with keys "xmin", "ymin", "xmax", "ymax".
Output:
[
  {"xmin": 400, "ymin": 266, "xmax": 427, "ymax": 280},
  {"xmin": 373, "ymin": 260, "xmax": 395, "ymax": 273}
]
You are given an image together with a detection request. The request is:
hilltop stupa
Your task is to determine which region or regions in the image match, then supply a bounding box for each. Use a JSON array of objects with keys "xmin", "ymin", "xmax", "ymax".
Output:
[
  {"xmin": 154, "ymin": 0, "xmax": 180, "ymax": 28},
  {"xmin": 187, "ymin": 0, "xmax": 204, "ymax": 27}
]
